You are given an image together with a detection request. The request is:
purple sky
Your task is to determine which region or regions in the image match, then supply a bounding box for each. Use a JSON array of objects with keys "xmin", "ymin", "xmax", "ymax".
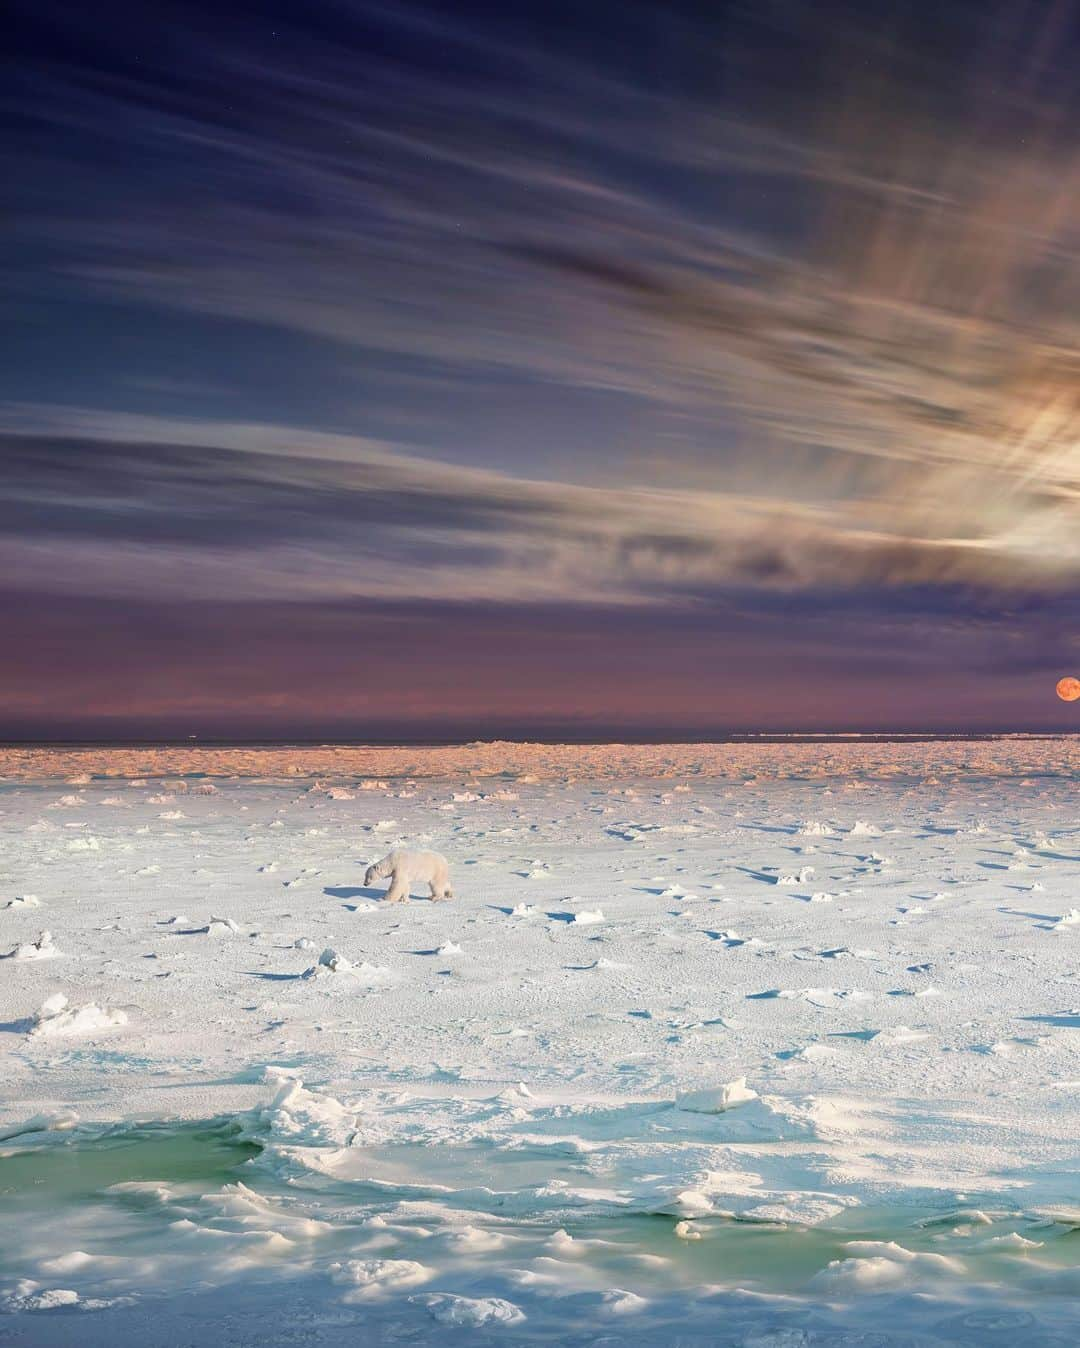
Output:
[{"xmin": 4, "ymin": 0, "xmax": 1080, "ymax": 736}]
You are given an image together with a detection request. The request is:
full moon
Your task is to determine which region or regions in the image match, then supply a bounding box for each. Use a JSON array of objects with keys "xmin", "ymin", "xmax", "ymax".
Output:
[{"xmin": 1056, "ymin": 676, "xmax": 1080, "ymax": 702}]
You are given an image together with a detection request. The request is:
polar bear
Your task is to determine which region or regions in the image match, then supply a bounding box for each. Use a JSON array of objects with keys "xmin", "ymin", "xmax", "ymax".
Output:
[{"xmin": 364, "ymin": 848, "xmax": 453, "ymax": 903}]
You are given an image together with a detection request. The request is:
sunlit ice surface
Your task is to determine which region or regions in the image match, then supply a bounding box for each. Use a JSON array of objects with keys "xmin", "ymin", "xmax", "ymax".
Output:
[{"xmin": 1, "ymin": 740, "xmax": 1079, "ymax": 1344}]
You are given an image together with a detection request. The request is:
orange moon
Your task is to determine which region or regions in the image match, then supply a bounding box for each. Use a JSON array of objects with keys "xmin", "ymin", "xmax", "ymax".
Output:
[{"xmin": 1056, "ymin": 676, "xmax": 1080, "ymax": 702}]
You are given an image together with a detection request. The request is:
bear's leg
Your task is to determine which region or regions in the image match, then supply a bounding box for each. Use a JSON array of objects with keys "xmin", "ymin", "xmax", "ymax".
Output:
[{"xmin": 385, "ymin": 873, "xmax": 410, "ymax": 903}]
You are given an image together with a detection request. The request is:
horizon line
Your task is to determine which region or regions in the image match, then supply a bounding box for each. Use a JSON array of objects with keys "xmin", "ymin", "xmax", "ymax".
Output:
[{"xmin": 3, "ymin": 729, "xmax": 1078, "ymax": 749}]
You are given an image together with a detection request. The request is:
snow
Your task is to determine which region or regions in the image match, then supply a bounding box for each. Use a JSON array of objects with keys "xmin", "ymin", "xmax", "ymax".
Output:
[
  {"xmin": 1, "ymin": 738, "xmax": 1079, "ymax": 1342},
  {"xmin": 416, "ymin": 1292, "xmax": 526, "ymax": 1326},
  {"xmin": 675, "ymin": 1077, "xmax": 759, "ymax": 1113},
  {"xmin": 29, "ymin": 993, "xmax": 129, "ymax": 1039},
  {"xmin": 6, "ymin": 929, "xmax": 62, "ymax": 961},
  {"xmin": 330, "ymin": 1258, "xmax": 433, "ymax": 1301}
]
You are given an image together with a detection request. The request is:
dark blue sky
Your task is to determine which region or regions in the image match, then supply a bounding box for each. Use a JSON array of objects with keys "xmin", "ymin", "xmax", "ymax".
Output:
[{"xmin": 4, "ymin": 0, "xmax": 1080, "ymax": 735}]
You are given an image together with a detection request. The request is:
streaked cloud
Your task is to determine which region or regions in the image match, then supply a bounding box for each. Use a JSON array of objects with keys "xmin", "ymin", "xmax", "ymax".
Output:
[
  {"xmin": 7, "ymin": 1, "xmax": 1080, "ymax": 605},
  {"xmin": 2, "ymin": 409, "xmax": 1077, "ymax": 607},
  {"xmin": 5, "ymin": 0, "xmax": 1080, "ymax": 730}
]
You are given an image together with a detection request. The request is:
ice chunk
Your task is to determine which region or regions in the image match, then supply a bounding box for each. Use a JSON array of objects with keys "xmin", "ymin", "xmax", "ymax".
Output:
[
  {"xmin": 31, "ymin": 995, "xmax": 128, "ymax": 1038},
  {"xmin": 676, "ymin": 1077, "xmax": 759, "ymax": 1113}
]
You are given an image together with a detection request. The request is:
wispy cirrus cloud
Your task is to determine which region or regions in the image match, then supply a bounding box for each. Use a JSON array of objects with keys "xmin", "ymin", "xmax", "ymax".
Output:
[
  {"xmin": 2, "ymin": 409, "xmax": 1077, "ymax": 608},
  {"xmin": 7, "ymin": 0, "xmax": 1080, "ymax": 602}
]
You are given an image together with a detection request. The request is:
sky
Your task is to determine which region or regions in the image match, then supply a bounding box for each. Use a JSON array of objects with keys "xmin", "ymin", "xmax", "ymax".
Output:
[{"xmin": 4, "ymin": 0, "xmax": 1080, "ymax": 737}]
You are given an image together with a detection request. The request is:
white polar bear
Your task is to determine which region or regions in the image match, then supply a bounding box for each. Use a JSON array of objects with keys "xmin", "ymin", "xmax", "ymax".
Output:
[{"xmin": 364, "ymin": 848, "xmax": 453, "ymax": 903}]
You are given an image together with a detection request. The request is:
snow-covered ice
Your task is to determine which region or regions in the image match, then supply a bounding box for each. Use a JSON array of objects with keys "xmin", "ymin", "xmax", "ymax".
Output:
[{"xmin": 1, "ymin": 738, "xmax": 1079, "ymax": 1344}]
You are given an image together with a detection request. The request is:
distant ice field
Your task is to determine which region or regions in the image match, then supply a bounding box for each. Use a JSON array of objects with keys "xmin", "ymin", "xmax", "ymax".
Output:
[{"xmin": 1, "ymin": 741, "xmax": 1078, "ymax": 1343}]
